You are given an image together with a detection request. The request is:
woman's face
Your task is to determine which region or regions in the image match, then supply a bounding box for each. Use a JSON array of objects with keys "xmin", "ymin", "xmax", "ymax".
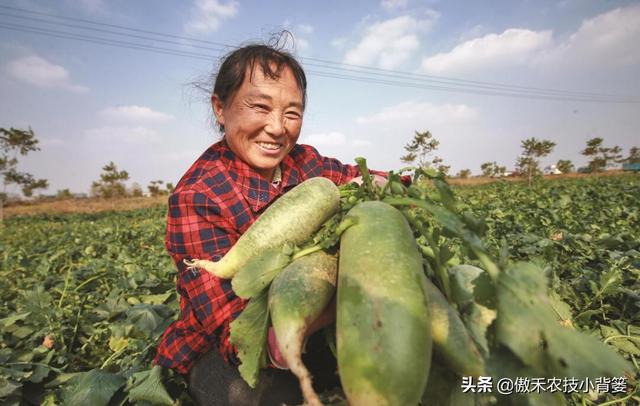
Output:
[{"xmin": 212, "ymin": 65, "xmax": 304, "ymax": 180}]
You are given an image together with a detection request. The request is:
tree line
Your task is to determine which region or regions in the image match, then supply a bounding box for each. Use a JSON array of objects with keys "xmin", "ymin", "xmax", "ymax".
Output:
[
  {"xmin": 2, "ymin": 126, "xmax": 639, "ymax": 205},
  {"xmin": 87, "ymin": 161, "xmax": 174, "ymax": 199},
  {"xmin": 401, "ymin": 130, "xmax": 639, "ymax": 185},
  {"xmin": 1, "ymin": 127, "xmax": 174, "ymax": 205}
]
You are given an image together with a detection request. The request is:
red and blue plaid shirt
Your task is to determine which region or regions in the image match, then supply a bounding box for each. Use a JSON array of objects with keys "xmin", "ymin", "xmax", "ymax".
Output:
[{"xmin": 154, "ymin": 140, "xmax": 372, "ymax": 374}]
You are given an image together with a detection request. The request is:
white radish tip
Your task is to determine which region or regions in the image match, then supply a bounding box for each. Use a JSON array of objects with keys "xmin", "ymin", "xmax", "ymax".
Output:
[{"xmin": 183, "ymin": 258, "xmax": 198, "ymax": 270}]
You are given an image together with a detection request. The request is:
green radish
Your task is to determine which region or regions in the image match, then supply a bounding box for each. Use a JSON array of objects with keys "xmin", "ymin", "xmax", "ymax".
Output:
[
  {"xmin": 423, "ymin": 277, "xmax": 486, "ymax": 377},
  {"xmin": 337, "ymin": 201, "xmax": 431, "ymax": 406},
  {"xmin": 231, "ymin": 246, "xmax": 291, "ymax": 299},
  {"xmin": 268, "ymin": 250, "xmax": 338, "ymax": 406},
  {"xmin": 184, "ymin": 177, "xmax": 340, "ymax": 279}
]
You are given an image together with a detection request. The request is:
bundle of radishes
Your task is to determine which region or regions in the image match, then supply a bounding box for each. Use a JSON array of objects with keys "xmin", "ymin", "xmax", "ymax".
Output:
[{"xmin": 186, "ymin": 167, "xmax": 630, "ymax": 406}]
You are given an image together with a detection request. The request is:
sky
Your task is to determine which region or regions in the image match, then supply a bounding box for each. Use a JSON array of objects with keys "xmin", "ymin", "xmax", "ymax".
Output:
[{"xmin": 1, "ymin": 0, "xmax": 639, "ymax": 195}]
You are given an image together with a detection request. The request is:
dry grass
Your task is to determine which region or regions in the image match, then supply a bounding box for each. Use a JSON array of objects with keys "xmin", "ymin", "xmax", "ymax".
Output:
[
  {"xmin": 3, "ymin": 195, "xmax": 167, "ymax": 218},
  {"xmin": 448, "ymin": 170, "xmax": 627, "ymax": 186},
  {"xmin": 2, "ymin": 171, "xmax": 633, "ymax": 218}
]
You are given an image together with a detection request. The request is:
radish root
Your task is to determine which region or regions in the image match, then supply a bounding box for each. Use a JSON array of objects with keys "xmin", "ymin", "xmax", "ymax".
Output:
[
  {"xmin": 183, "ymin": 258, "xmax": 217, "ymax": 274},
  {"xmin": 284, "ymin": 344, "xmax": 323, "ymax": 406}
]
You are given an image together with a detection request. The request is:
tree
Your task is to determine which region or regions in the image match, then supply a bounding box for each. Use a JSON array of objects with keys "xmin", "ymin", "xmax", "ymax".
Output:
[
  {"xmin": 129, "ymin": 182, "xmax": 144, "ymax": 197},
  {"xmin": 480, "ymin": 162, "xmax": 494, "ymax": 177},
  {"xmin": 91, "ymin": 162, "xmax": 129, "ymax": 198},
  {"xmin": 457, "ymin": 169, "xmax": 471, "ymax": 179},
  {"xmin": 57, "ymin": 189, "xmax": 73, "ymax": 199},
  {"xmin": 400, "ymin": 130, "xmax": 445, "ymax": 171},
  {"xmin": 148, "ymin": 180, "xmax": 166, "ymax": 197},
  {"xmin": 581, "ymin": 137, "xmax": 622, "ymax": 173},
  {"xmin": 433, "ymin": 158, "xmax": 450, "ymax": 176},
  {"xmin": 480, "ymin": 162, "xmax": 506, "ymax": 178},
  {"xmin": 556, "ymin": 159, "xmax": 574, "ymax": 174},
  {"xmin": 1, "ymin": 127, "xmax": 49, "ymax": 218},
  {"xmin": 623, "ymin": 146, "xmax": 640, "ymax": 164},
  {"xmin": 516, "ymin": 138, "xmax": 556, "ymax": 185}
]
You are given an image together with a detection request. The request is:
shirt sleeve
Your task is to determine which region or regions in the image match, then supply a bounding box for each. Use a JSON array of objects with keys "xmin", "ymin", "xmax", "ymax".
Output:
[
  {"xmin": 154, "ymin": 190, "xmax": 245, "ymax": 374},
  {"xmin": 300, "ymin": 144, "xmax": 386, "ymax": 185}
]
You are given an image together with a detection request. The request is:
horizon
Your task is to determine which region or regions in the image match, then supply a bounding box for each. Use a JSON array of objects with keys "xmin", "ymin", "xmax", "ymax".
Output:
[{"xmin": 1, "ymin": 0, "xmax": 639, "ymax": 195}]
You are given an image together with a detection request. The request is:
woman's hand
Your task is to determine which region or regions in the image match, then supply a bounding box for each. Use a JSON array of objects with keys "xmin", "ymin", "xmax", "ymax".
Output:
[
  {"xmin": 350, "ymin": 174, "xmax": 388, "ymax": 187},
  {"xmin": 267, "ymin": 327, "xmax": 289, "ymax": 369},
  {"xmin": 266, "ymin": 296, "xmax": 336, "ymax": 370}
]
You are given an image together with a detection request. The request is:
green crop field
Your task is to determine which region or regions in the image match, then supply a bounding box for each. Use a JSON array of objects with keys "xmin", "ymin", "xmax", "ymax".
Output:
[{"xmin": 1, "ymin": 174, "xmax": 638, "ymax": 405}]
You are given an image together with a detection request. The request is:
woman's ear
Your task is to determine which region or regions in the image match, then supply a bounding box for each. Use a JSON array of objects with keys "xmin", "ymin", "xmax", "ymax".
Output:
[{"xmin": 211, "ymin": 94, "xmax": 225, "ymax": 127}]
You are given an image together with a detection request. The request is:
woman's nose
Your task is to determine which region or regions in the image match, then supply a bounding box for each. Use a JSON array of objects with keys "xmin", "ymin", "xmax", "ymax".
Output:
[{"xmin": 265, "ymin": 112, "xmax": 285, "ymax": 136}]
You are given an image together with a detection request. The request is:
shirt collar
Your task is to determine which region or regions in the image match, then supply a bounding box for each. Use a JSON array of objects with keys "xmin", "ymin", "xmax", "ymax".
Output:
[
  {"xmin": 218, "ymin": 140, "xmax": 302, "ymax": 213},
  {"xmin": 271, "ymin": 165, "xmax": 282, "ymax": 187}
]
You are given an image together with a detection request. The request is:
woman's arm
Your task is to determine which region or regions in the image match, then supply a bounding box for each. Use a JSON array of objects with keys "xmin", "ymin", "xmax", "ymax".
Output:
[{"xmin": 155, "ymin": 190, "xmax": 244, "ymax": 373}]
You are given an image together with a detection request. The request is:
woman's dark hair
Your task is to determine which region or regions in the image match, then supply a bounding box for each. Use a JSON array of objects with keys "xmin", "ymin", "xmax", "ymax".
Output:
[{"xmin": 212, "ymin": 32, "xmax": 307, "ymax": 132}]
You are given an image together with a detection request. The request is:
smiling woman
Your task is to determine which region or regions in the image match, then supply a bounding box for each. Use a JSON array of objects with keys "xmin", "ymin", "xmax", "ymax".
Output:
[
  {"xmin": 153, "ymin": 32, "xmax": 385, "ymax": 406},
  {"xmin": 211, "ymin": 54, "xmax": 305, "ymax": 180}
]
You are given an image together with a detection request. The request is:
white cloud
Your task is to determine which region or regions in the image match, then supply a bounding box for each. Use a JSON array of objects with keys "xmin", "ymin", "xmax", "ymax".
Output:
[
  {"xmin": 85, "ymin": 126, "xmax": 161, "ymax": 144},
  {"xmin": 457, "ymin": 24, "xmax": 488, "ymax": 43},
  {"xmin": 357, "ymin": 101, "xmax": 478, "ymax": 124},
  {"xmin": 6, "ymin": 55, "xmax": 88, "ymax": 93},
  {"xmin": 280, "ymin": 22, "xmax": 313, "ymax": 54},
  {"xmin": 344, "ymin": 15, "xmax": 437, "ymax": 69},
  {"xmin": 381, "ymin": 0, "xmax": 408, "ymax": 11},
  {"xmin": 303, "ymin": 132, "xmax": 346, "ymax": 146},
  {"xmin": 421, "ymin": 29, "xmax": 552, "ymax": 74},
  {"xmin": 297, "ymin": 24, "xmax": 314, "ymax": 35},
  {"xmin": 184, "ymin": 0, "xmax": 238, "ymax": 34},
  {"xmin": 296, "ymin": 38, "xmax": 310, "ymax": 53},
  {"xmin": 419, "ymin": 5, "xmax": 640, "ymax": 75},
  {"xmin": 100, "ymin": 106, "xmax": 175, "ymax": 123},
  {"xmin": 352, "ymin": 139, "xmax": 372, "ymax": 146},
  {"xmin": 543, "ymin": 5, "xmax": 640, "ymax": 69}
]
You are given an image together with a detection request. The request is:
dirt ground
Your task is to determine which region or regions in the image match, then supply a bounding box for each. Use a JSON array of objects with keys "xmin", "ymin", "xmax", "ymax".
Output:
[{"xmin": 2, "ymin": 195, "xmax": 168, "ymax": 218}]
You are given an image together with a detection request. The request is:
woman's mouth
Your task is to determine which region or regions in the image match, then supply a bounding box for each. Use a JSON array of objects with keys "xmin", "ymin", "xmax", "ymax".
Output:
[{"xmin": 256, "ymin": 141, "xmax": 283, "ymax": 152}]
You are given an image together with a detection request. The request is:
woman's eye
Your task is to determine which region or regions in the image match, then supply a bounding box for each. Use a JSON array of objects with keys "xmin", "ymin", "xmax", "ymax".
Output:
[
  {"xmin": 286, "ymin": 111, "xmax": 302, "ymax": 119},
  {"xmin": 252, "ymin": 104, "xmax": 269, "ymax": 111}
]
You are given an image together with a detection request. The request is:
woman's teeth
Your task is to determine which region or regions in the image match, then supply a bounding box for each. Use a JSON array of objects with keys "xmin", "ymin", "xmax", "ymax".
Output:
[{"xmin": 257, "ymin": 142, "xmax": 281, "ymax": 150}]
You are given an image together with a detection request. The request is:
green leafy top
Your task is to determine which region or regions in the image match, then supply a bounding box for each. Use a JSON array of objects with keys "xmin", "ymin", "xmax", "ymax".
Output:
[
  {"xmin": 229, "ymin": 291, "xmax": 270, "ymax": 388},
  {"xmin": 495, "ymin": 262, "xmax": 630, "ymax": 379}
]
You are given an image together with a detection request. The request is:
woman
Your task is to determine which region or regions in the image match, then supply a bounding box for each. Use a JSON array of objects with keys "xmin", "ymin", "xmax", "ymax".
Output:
[{"xmin": 154, "ymin": 38, "xmax": 385, "ymax": 405}]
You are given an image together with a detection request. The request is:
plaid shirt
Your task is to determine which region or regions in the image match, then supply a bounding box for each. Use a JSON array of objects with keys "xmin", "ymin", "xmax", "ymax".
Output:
[{"xmin": 154, "ymin": 140, "xmax": 371, "ymax": 374}]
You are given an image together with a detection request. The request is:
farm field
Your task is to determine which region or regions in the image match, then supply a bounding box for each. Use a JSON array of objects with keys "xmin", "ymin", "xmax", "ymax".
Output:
[
  {"xmin": 1, "ymin": 171, "xmax": 626, "ymax": 220},
  {"xmin": 0, "ymin": 174, "xmax": 638, "ymax": 405}
]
